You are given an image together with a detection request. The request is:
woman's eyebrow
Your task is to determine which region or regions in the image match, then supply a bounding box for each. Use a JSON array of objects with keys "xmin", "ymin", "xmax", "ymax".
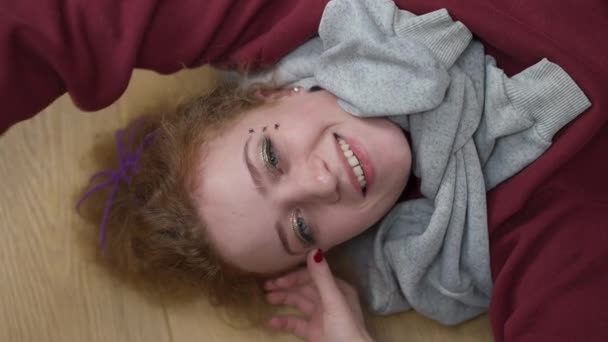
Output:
[
  {"xmin": 276, "ymin": 221, "xmax": 298, "ymax": 256},
  {"xmin": 244, "ymin": 135, "xmax": 267, "ymax": 195}
]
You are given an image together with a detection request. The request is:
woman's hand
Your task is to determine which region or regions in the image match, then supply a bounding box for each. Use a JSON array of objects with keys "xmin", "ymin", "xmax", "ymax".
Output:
[{"xmin": 264, "ymin": 249, "xmax": 374, "ymax": 342}]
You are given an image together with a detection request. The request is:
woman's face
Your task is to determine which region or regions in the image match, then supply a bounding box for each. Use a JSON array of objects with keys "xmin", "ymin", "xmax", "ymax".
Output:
[{"xmin": 194, "ymin": 88, "xmax": 411, "ymax": 274}]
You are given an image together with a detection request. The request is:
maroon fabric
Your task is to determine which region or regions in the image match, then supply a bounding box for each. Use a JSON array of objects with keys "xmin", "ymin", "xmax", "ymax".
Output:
[
  {"xmin": 1, "ymin": 0, "xmax": 607, "ymax": 340},
  {"xmin": 0, "ymin": 0, "xmax": 326, "ymax": 133}
]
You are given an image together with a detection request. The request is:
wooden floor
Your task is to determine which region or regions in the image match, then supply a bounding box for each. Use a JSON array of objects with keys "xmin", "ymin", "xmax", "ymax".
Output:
[{"xmin": 0, "ymin": 67, "xmax": 493, "ymax": 342}]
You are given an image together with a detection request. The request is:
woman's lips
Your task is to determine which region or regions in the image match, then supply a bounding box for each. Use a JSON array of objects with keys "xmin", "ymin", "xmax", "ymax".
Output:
[
  {"xmin": 333, "ymin": 134, "xmax": 375, "ymax": 197},
  {"xmin": 343, "ymin": 135, "xmax": 375, "ymax": 194}
]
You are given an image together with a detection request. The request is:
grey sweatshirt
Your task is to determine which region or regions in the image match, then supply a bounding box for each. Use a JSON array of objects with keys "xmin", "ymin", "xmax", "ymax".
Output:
[{"xmin": 244, "ymin": 0, "xmax": 591, "ymax": 325}]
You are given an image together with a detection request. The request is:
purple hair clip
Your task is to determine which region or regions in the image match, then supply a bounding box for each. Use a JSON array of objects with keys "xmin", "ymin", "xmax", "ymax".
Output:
[{"xmin": 76, "ymin": 118, "xmax": 158, "ymax": 249}]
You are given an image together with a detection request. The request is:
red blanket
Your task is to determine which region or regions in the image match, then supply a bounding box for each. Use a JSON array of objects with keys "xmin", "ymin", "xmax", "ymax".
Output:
[{"xmin": 2, "ymin": 0, "xmax": 606, "ymax": 340}]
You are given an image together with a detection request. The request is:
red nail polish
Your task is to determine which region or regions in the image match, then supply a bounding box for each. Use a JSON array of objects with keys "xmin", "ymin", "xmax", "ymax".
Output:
[{"xmin": 313, "ymin": 249, "xmax": 324, "ymax": 263}]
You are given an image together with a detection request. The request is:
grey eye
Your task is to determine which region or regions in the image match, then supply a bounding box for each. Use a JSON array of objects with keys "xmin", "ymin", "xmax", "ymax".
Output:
[{"xmin": 292, "ymin": 209, "xmax": 315, "ymax": 246}]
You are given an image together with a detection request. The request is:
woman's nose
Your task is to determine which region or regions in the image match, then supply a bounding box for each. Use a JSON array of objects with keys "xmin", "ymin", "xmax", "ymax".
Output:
[{"xmin": 291, "ymin": 155, "xmax": 339, "ymax": 203}]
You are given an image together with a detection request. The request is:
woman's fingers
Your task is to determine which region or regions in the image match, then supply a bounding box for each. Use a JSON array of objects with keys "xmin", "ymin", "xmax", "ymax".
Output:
[
  {"xmin": 335, "ymin": 278, "xmax": 359, "ymax": 302},
  {"xmin": 268, "ymin": 315, "xmax": 309, "ymax": 339},
  {"xmin": 265, "ymin": 290, "xmax": 316, "ymax": 316},
  {"xmin": 296, "ymin": 284, "xmax": 320, "ymax": 302},
  {"xmin": 264, "ymin": 267, "xmax": 312, "ymax": 291},
  {"xmin": 266, "ymin": 283, "xmax": 319, "ymax": 303},
  {"xmin": 265, "ymin": 250, "xmax": 372, "ymax": 342},
  {"xmin": 306, "ymin": 249, "xmax": 345, "ymax": 311}
]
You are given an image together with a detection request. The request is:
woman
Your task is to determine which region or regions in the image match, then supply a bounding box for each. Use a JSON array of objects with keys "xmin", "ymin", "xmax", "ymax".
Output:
[{"xmin": 77, "ymin": 81, "xmax": 404, "ymax": 342}]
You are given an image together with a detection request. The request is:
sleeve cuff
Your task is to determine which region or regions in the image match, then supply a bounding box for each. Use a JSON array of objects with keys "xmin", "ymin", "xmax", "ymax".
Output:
[
  {"xmin": 506, "ymin": 59, "xmax": 591, "ymax": 141},
  {"xmin": 394, "ymin": 9, "xmax": 472, "ymax": 67}
]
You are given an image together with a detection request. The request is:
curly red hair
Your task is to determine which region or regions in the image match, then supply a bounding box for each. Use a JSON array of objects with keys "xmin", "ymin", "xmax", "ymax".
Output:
[{"xmin": 79, "ymin": 80, "xmax": 277, "ymax": 311}]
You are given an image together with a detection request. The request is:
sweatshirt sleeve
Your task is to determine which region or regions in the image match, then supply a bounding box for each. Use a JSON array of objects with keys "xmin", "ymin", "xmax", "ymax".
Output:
[
  {"xmin": 476, "ymin": 58, "xmax": 591, "ymax": 189},
  {"xmin": 0, "ymin": 0, "xmax": 326, "ymax": 134}
]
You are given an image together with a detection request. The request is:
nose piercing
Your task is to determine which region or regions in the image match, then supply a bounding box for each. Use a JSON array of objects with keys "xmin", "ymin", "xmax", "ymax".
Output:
[{"xmin": 292, "ymin": 86, "xmax": 302, "ymax": 93}]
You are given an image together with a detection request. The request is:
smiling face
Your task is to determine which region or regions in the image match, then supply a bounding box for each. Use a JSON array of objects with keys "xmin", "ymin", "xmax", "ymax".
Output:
[{"xmin": 194, "ymin": 88, "xmax": 411, "ymax": 274}]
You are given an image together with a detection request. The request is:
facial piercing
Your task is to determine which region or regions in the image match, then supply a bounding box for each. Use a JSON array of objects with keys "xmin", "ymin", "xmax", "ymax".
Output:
[{"xmin": 292, "ymin": 86, "xmax": 301, "ymax": 93}]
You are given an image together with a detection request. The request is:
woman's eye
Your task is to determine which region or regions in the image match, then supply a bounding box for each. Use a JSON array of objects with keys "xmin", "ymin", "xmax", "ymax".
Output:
[
  {"xmin": 292, "ymin": 209, "xmax": 315, "ymax": 246},
  {"xmin": 262, "ymin": 137, "xmax": 280, "ymax": 170}
]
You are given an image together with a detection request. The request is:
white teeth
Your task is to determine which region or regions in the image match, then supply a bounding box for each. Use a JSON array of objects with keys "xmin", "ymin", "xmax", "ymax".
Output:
[
  {"xmin": 357, "ymin": 174, "xmax": 366, "ymax": 187},
  {"xmin": 336, "ymin": 136, "xmax": 367, "ymax": 190}
]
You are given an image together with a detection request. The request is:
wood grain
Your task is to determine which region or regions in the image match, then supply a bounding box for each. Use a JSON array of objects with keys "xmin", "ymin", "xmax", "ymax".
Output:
[{"xmin": 0, "ymin": 67, "xmax": 493, "ymax": 342}]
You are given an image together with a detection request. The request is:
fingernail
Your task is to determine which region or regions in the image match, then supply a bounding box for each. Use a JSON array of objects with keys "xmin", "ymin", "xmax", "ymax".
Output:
[{"xmin": 313, "ymin": 249, "xmax": 324, "ymax": 263}]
